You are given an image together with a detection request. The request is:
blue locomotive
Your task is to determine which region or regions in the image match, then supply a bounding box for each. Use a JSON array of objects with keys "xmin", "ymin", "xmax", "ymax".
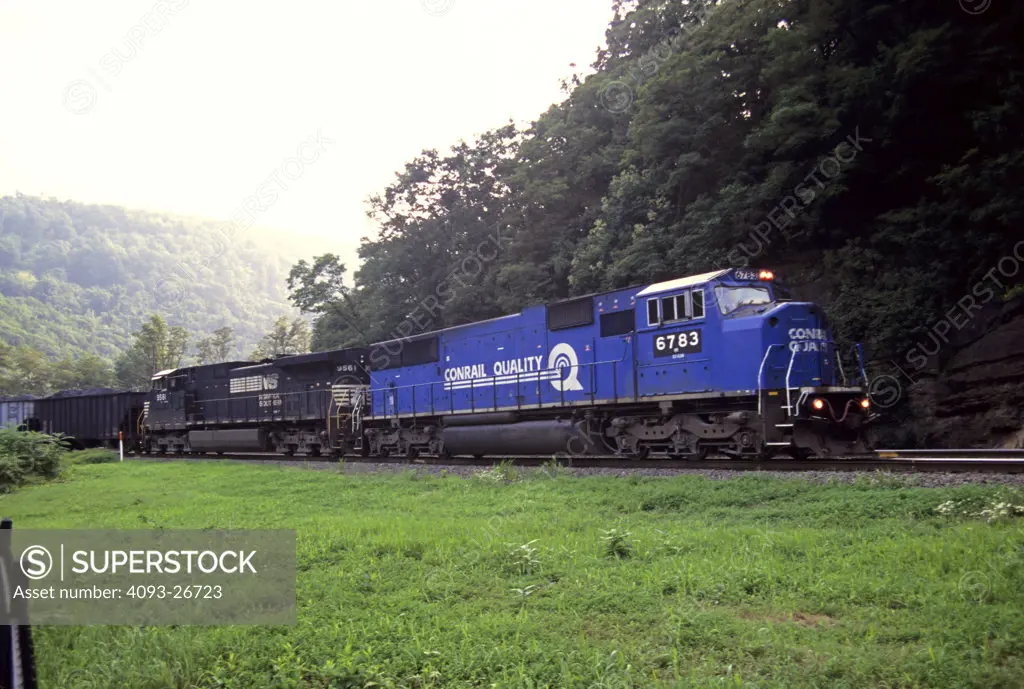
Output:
[{"xmin": 362, "ymin": 268, "xmax": 875, "ymax": 459}]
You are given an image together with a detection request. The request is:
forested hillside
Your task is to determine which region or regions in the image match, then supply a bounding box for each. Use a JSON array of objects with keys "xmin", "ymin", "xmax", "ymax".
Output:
[
  {"xmin": 290, "ymin": 0, "xmax": 1023, "ymax": 444},
  {"xmin": 0, "ymin": 193, "xmax": 299, "ymax": 360}
]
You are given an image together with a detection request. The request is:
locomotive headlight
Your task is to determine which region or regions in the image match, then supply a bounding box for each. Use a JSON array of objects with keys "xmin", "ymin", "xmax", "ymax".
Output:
[
  {"xmin": 758, "ymin": 270, "xmax": 774, "ymax": 280},
  {"xmin": 811, "ymin": 398, "xmax": 825, "ymax": 411},
  {"xmin": 860, "ymin": 398, "xmax": 871, "ymax": 409}
]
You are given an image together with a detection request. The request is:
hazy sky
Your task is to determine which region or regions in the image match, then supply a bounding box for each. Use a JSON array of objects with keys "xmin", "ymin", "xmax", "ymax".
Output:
[{"xmin": 0, "ymin": 0, "xmax": 612, "ymax": 266}]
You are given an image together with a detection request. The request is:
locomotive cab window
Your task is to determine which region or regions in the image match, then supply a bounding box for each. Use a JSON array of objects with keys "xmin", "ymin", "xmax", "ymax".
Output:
[
  {"xmin": 691, "ymin": 289, "xmax": 705, "ymax": 319},
  {"xmin": 665, "ymin": 294, "xmax": 687, "ymax": 322},
  {"xmin": 647, "ymin": 299, "xmax": 660, "ymax": 326},
  {"xmin": 714, "ymin": 286, "xmax": 772, "ymax": 315},
  {"xmin": 662, "ymin": 296, "xmax": 677, "ymax": 321},
  {"xmin": 650, "ymin": 289, "xmax": 705, "ymax": 326}
]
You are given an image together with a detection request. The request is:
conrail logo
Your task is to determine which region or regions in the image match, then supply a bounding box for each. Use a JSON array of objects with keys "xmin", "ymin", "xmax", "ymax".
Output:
[
  {"xmin": 547, "ymin": 343, "xmax": 583, "ymax": 392},
  {"xmin": 788, "ymin": 327, "xmax": 827, "ymax": 353},
  {"xmin": 788, "ymin": 328, "xmax": 826, "ymax": 340},
  {"xmin": 442, "ymin": 343, "xmax": 584, "ymax": 392},
  {"xmin": 19, "ymin": 545, "xmax": 258, "ymax": 579}
]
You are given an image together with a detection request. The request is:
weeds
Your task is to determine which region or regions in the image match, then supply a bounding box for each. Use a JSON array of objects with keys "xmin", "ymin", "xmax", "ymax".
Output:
[
  {"xmin": 936, "ymin": 497, "xmax": 1024, "ymax": 523},
  {"xmin": 601, "ymin": 528, "xmax": 634, "ymax": 559},
  {"xmin": 69, "ymin": 448, "xmax": 119, "ymax": 464},
  {"xmin": 539, "ymin": 457, "xmax": 570, "ymax": 479},
  {"xmin": 473, "ymin": 459, "xmax": 521, "ymax": 484},
  {"xmin": 504, "ymin": 539, "xmax": 540, "ymax": 574},
  {"xmin": 510, "ymin": 584, "xmax": 540, "ymax": 601}
]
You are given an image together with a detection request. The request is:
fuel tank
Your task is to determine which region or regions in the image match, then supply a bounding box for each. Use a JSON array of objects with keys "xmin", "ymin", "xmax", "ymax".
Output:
[
  {"xmin": 442, "ymin": 412, "xmax": 518, "ymax": 427},
  {"xmin": 443, "ymin": 419, "xmax": 585, "ymax": 456},
  {"xmin": 188, "ymin": 429, "xmax": 267, "ymax": 452}
]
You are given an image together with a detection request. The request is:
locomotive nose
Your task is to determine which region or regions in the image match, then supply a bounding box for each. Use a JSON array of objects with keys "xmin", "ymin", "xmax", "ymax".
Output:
[{"xmin": 764, "ymin": 302, "xmax": 835, "ymax": 387}]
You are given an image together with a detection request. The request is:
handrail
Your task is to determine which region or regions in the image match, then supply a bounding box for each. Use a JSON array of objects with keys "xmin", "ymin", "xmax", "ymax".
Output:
[
  {"xmin": 785, "ymin": 347, "xmax": 798, "ymax": 417},
  {"xmin": 148, "ymin": 386, "xmax": 369, "ymax": 429},
  {"xmin": 366, "ymin": 354, "xmax": 640, "ymax": 418},
  {"xmin": 834, "ymin": 344, "xmax": 847, "ymax": 387},
  {"xmin": 786, "ymin": 339, "xmax": 837, "ymax": 416},
  {"xmin": 368, "ymin": 354, "xmax": 647, "ymax": 419},
  {"xmin": 756, "ymin": 344, "xmax": 785, "ymax": 418}
]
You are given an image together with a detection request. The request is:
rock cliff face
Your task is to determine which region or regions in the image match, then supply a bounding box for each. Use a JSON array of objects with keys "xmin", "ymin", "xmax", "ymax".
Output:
[
  {"xmin": 926, "ymin": 298, "xmax": 1024, "ymax": 448},
  {"xmin": 864, "ymin": 296, "xmax": 1024, "ymax": 449}
]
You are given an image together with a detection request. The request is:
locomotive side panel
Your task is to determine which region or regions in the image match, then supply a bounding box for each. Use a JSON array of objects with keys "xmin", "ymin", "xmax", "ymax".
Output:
[{"xmin": 635, "ymin": 279, "xmax": 717, "ymax": 398}]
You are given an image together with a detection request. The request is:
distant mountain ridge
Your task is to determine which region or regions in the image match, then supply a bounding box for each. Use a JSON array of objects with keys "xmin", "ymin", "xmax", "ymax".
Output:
[{"xmin": 0, "ymin": 193, "xmax": 310, "ymax": 360}]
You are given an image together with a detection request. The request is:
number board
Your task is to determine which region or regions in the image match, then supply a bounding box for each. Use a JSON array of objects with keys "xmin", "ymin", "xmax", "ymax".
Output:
[
  {"xmin": 654, "ymin": 330, "xmax": 702, "ymax": 357},
  {"xmin": 734, "ymin": 269, "xmax": 758, "ymax": 281}
]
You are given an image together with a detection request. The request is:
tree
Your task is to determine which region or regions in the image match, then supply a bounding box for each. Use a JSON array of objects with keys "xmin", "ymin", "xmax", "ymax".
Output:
[
  {"xmin": 50, "ymin": 353, "xmax": 115, "ymax": 391},
  {"xmin": 0, "ymin": 344, "xmax": 52, "ymax": 396},
  {"xmin": 250, "ymin": 317, "xmax": 310, "ymax": 360},
  {"xmin": 286, "ymin": 255, "xmax": 377, "ymax": 350},
  {"xmin": 287, "ymin": 254, "xmax": 350, "ymax": 314},
  {"xmin": 195, "ymin": 326, "xmax": 236, "ymax": 364},
  {"xmin": 115, "ymin": 314, "xmax": 190, "ymax": 389}
]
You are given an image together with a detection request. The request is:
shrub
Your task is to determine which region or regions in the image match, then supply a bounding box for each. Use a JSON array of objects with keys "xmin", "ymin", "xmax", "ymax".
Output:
[{"xmin": 0, "ymin": 427, "xmax": 71, "ymax": 490}]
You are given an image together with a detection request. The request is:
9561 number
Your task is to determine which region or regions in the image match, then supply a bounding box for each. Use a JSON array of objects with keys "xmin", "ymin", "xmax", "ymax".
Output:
[{"xmin": 654, "ymin": 330, "xmax": 702, "ymax": 357}]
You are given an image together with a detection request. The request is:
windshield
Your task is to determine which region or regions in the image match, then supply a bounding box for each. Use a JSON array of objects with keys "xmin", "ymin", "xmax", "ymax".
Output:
[{"xmin": 714, "ymin": 286, "xmax": 772, "ymax": 315}]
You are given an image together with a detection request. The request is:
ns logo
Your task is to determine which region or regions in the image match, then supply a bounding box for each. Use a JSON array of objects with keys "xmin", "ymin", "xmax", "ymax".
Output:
[{"xmin": 548, "ymin": 343, "xmax": 583, "ymax": 392}]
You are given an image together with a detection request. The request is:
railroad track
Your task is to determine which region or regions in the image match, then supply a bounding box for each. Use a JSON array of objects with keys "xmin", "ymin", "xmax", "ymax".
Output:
[{"xmin": 136, "ymin": 449, "xmax": 1024, "ymax": 474}]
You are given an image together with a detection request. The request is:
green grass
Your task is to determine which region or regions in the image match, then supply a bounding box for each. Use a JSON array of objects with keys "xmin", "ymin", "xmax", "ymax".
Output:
[{"xmin": 3, "ymin": 461, "xmax": 1024, "ymax": 688}]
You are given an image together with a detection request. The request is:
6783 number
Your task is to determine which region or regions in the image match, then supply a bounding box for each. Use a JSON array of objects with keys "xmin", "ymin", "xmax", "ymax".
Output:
[{"xmin": 653, "ymin": 330, "xmax": 702, "ymax": 357}]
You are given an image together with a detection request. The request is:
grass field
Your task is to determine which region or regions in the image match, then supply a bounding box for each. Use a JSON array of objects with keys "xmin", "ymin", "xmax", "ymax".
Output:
[{"xmin": 3, "ymin": 459, "xmax": 1024, "ymax": 688}]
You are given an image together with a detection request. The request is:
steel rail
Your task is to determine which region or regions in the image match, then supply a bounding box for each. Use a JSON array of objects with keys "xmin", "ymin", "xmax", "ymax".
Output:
[{"xmin": 134, "ymin": 452, "xmax": 1024, "ymax": 473}]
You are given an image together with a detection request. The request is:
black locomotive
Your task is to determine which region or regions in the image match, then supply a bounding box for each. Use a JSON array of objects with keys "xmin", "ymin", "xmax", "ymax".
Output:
[{"xmin": 143, "ymin": 349, "xmax": 369, "ymax": 456}]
